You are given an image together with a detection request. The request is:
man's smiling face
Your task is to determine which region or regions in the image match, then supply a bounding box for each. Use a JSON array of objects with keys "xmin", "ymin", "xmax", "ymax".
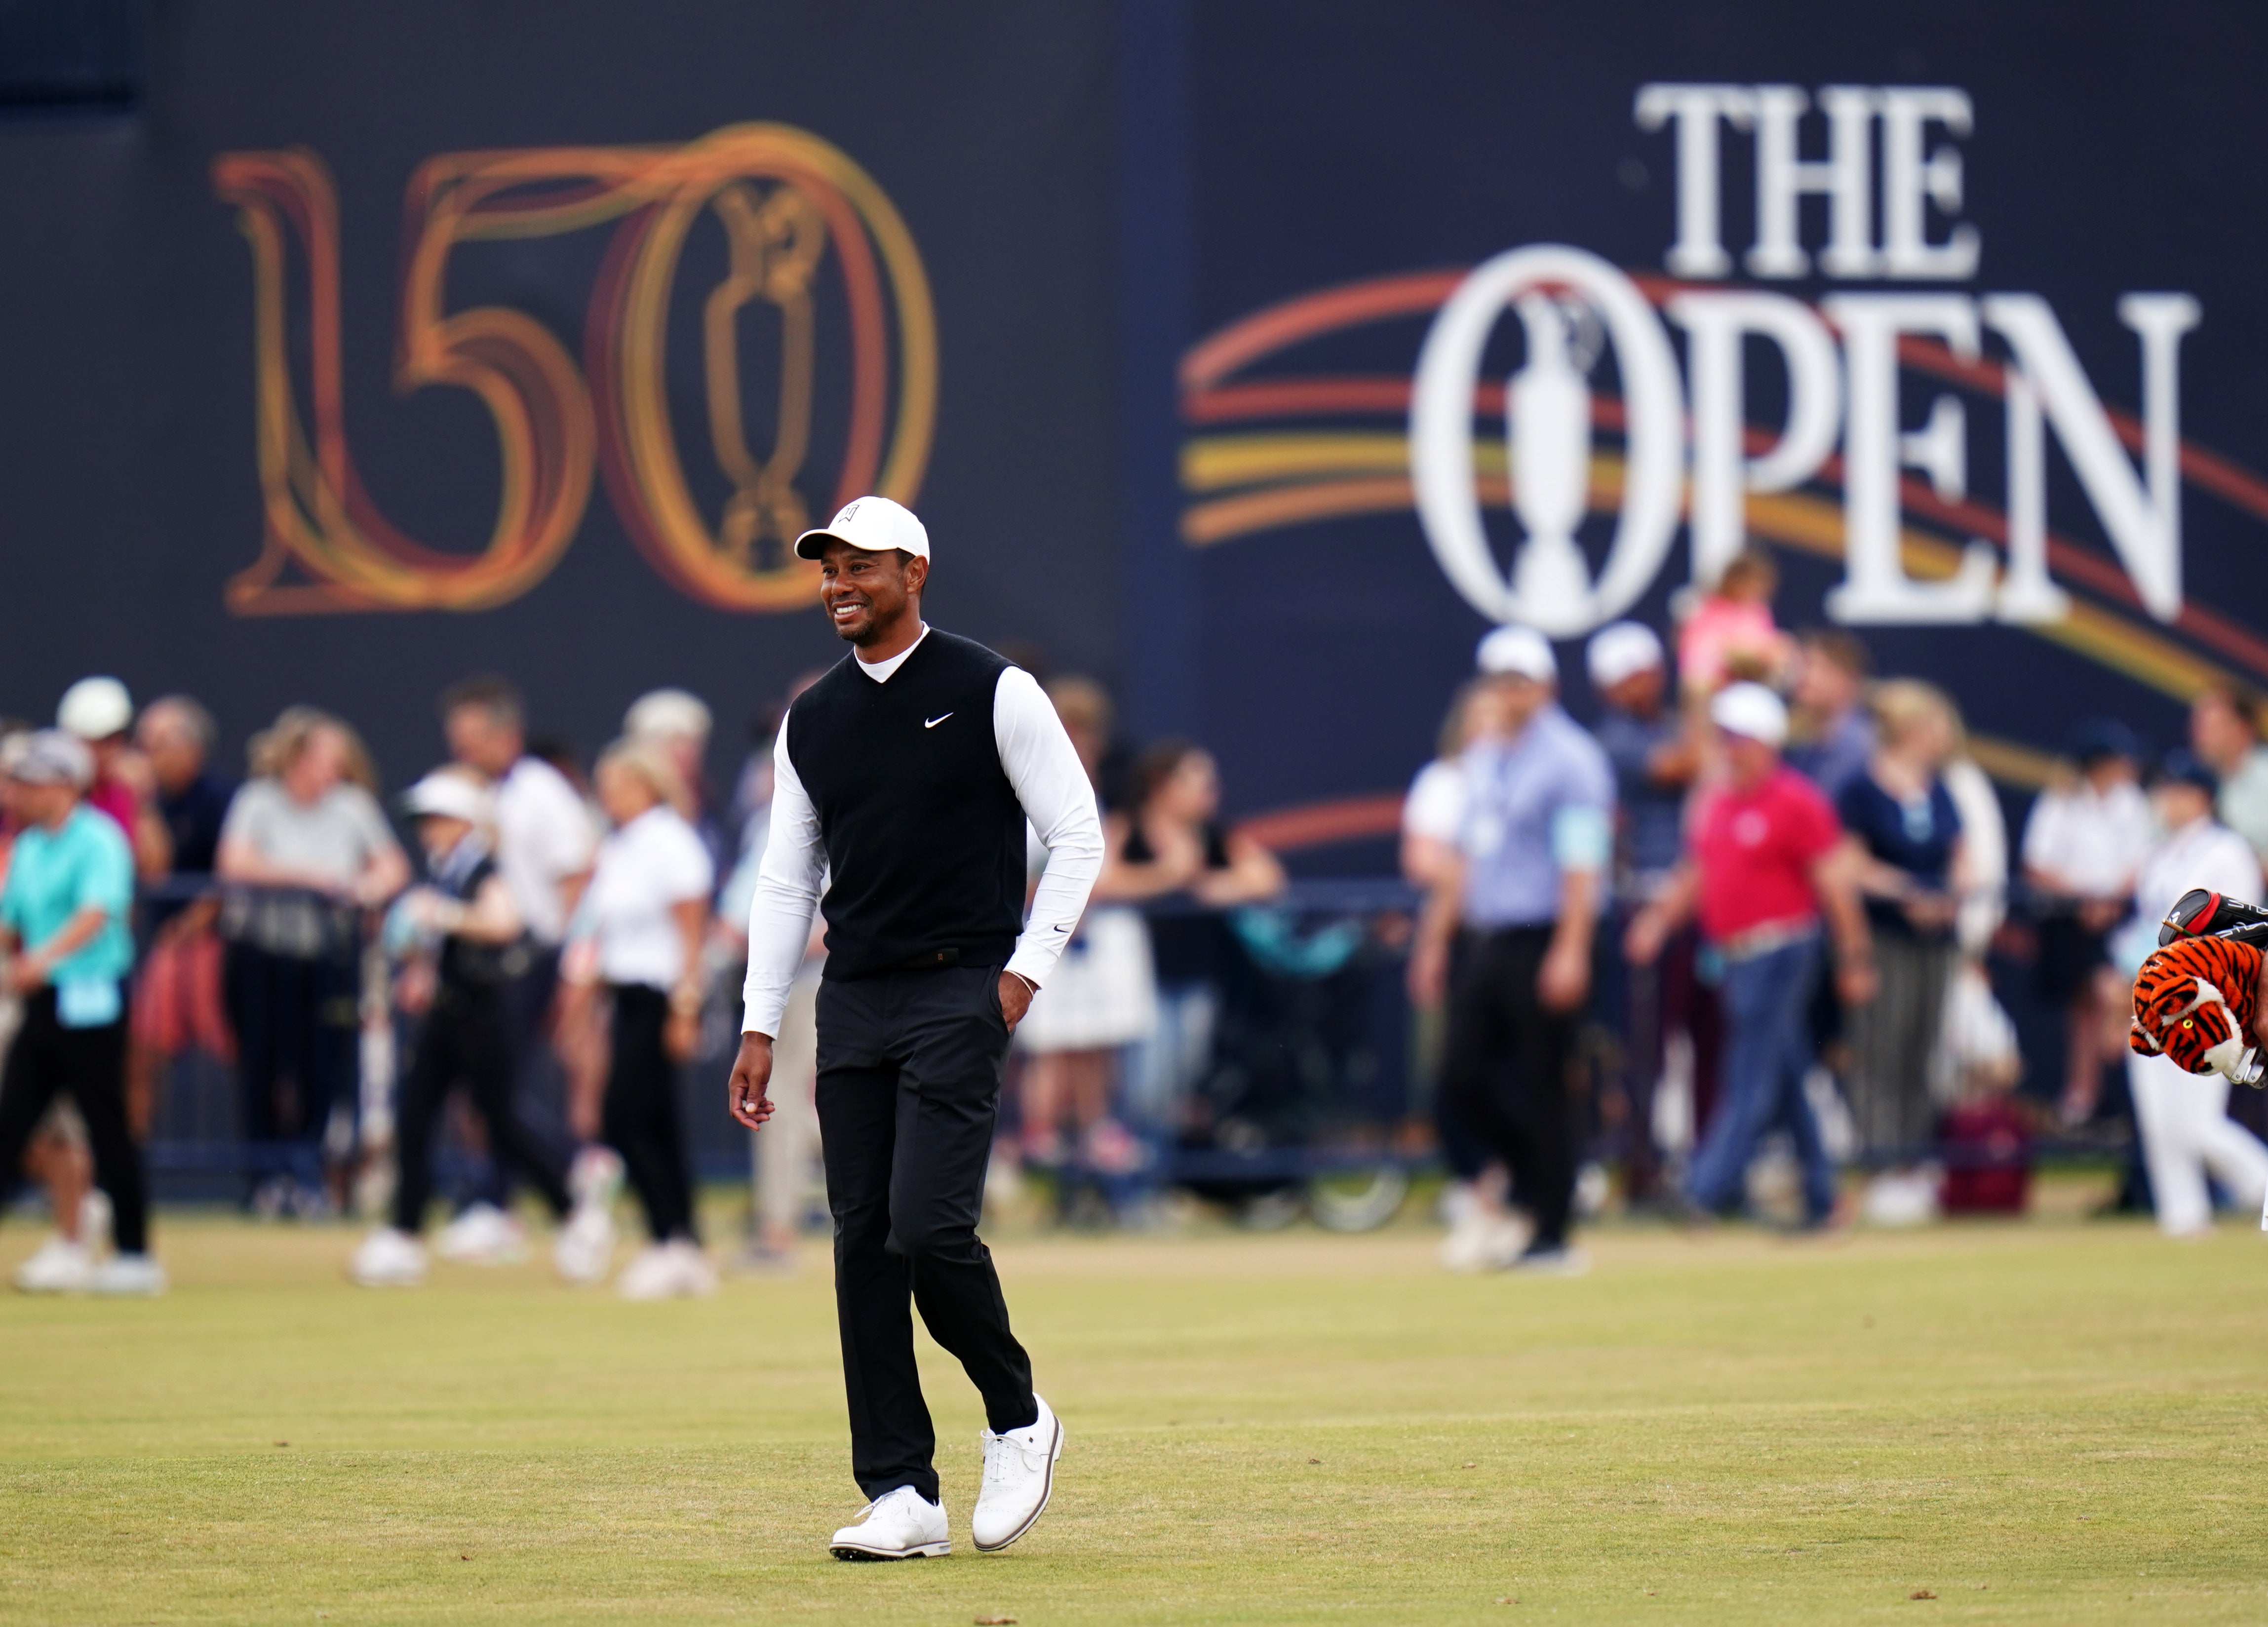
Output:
[{"xmin": 818, "ymin": 539, "xmax": 926, "ymax": 646}]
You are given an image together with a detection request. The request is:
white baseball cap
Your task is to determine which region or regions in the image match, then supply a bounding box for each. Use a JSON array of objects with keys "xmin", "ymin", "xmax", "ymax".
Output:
[
  {"xmin": 1710, "ymin": 681, "xmax": 1790, "ymax": 748},
  {"xmin": 1586, "ymin": 621, "xmax": 1665, "ymax": 689},
  {"xmin": 793, "ymin": 495, "xmax": 930, "ymax": 562},
  {"xmin": 1476, "ymin": 625, "xmax": 1557, "ymax": 683},
  {"xmin": 58, "ymin": 676, "xmax": 133, "ymax": 741},
  {"xmin": 400, "ymin": 768, "xmax": 496, "ymax": 827}
]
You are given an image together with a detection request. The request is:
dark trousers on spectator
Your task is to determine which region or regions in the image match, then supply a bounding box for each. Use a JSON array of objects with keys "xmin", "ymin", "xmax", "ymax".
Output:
[
  {"xmin": 469, "ymin": 949, "xmax": 573, "ymax": 1210},
  {"xmin": 392, "ymin": 984, "xmax": 571, "ymax": 1233},
  {"xmin": 0, "ymin": 988, "xmax": 147, "ymax": 1254},
  {"xmin": 1601, "ymin": 902, "xmax": 1664, "ymax": 1203},
  {"xmin": 1442, "ymin": 926, "xmax": 1577, "ymax": 1251},
  {"xmin": 1661, "ymin": 928, "xmax": 1722, "ymax": 1142},
  {"xmin": 223, "ymin": 941, "xmax": 357, "ymax": 1191},
  {"xmin": 815, "ymin": 965, "xmax": 1037, "ymax": 1503},
  {"xmin": 1428, "ymin": 931, "xmax": 1491, "ymax": 1183},
  {"xmin": 603, "ymin": 984, "xmax": 696, "ymax": 1243},
  {"xmin": 1686, "ymin": 934, "xmax": 1835, "ymax": 1223}
]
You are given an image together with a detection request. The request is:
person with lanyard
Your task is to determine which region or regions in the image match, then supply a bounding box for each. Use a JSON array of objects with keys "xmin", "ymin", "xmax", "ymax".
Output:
[
  {"xmin": 0, "ymin": 731, "xmax": 163, "ymax": 1294},
  {"xmin": 1408, "ymin": 625, "xmax": 1614, "ymax": 1275},
  {"xmin": 728, "ymin": 496, "xmax": 1104, "ymax": 1562},
  {"xmin": 350, "ymin": 770, "xmax": 616, "ymax": 1287}
]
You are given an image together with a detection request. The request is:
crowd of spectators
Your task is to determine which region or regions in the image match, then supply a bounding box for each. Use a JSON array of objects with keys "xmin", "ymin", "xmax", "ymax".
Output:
[
  {"xmin": 1404, "ymin": 548, "xmax": 2268, "ymax": 1267},
  {"xmin": 2, "ymin": 570, "xmax": 2260, "ymax": 1294}
]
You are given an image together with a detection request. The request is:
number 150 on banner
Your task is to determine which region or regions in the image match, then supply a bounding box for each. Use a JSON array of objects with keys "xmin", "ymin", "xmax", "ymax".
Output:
[{"xmin": 212, "ymin": 123, "xmax": 937, "ymax": 615}]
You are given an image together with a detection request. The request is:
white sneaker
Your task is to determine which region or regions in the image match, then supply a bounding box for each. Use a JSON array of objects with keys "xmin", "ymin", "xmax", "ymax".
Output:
[
  {"xmin": 78, "ymin": 1188, "xmax": 113, "ymax": 1258},
  {"xmin": 349, "ymin": 1227, "xmax": 429, "ymax": 1287},
  {"xmin": 1861, "ymin": 1169, "xmax": 1940, "ymax": 1229},
  {"xmin": 434, "ymin": 1202, "xmax": 529, "ymax": 1266},
  {"xmin": 553, "ymin": 1203, "xmax": 617, "ymax": 1285},
  {"xmin": 1440, "ymin": 1204, "xmax": 1530, "ymax": 1273},
  {"xmin": 972, "ymin": 1395, "xmax": 1063, "ymax": 1552},
  {"xmin": 829, "ymin": 1485, "xmax": 950, "ymax": 1561},
  {"xmin": 14, "ymin": 1236, "xmax": 93, "ymax": 1293},
  {"xmin": 87, "ymin": 1253, "xmax": 167, "ymax": 1296},
  {"xmin": 615, "ymin": 1239, "xmax": 717, "ymax": 1301}
]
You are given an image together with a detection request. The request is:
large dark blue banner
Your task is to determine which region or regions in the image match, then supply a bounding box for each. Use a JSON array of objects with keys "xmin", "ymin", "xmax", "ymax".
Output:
[
  {"xmin": 2, "ymin": 0, "xmax": 2266, "ymax": 851},
  {"xmin": 0, "ymin": 0, "xmax": 1120, "ymax": 780},
  {"xmin": 1163, "ymin": 0, "xmax": 2268, "ymax": 864}
]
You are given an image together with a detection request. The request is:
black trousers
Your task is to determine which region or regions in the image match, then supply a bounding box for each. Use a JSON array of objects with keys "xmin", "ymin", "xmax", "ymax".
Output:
[
  {"xmin": 603, "ymin": 984, "xmax": 696, "ymax": 1243},
  {"xmin": 1441, "ymin": 926, "xmax": 1577, "ymax": 1250},
  {"xmin": 391, "ymin": 983, "xmax": 572, "ymax": 1234},
  {"xmin": 469, "ymin": 949, "xmax": 573, "ymax": 1210},
  {"xmin": 222, "ymin": 941, "xmax": 358, "ymax": 1187},
  {"xmin": 0, "ymin": 987, "xmax": 147, "ymax": 1254},
  {"xmin": 815, "ymin": 964, "xmax": 1036, "ymax": 1503}
]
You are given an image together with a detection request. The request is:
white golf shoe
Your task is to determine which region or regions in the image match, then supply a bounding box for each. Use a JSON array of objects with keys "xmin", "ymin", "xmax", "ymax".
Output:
[
  {"xmin": 829, "ymin": 1485, "xmax": 950, "ymax": 1561},
  {"xmin": 434, "ymin": 1202, "xmax": 529, "ymax": 1265},
  {"xmin": 972, "ymin": 1395, "xmax": 1063, "ymax": 1552},
  {"xmin": 14, "ymin": 1237, "xmax": 93, "ymax": 1293},
  {"xmin": 349, "ymin": 1227, "xmax": 429, "ymax": 1287},
  {"xmin": 87, "ymin": 1253, "xmax": 166, "ymax": 1296}
]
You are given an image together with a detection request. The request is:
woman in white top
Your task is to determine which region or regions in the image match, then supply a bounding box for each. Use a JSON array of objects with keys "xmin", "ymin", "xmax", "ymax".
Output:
[{"xmin": 567, "ymin": 739, "xmax": 715, "ymax": 1299}]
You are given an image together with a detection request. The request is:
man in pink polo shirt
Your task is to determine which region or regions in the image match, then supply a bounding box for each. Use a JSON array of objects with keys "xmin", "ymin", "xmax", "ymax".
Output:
[{"xmin": 1626, "ymin": 683, "xmax": 1875, "ymax": 1227}]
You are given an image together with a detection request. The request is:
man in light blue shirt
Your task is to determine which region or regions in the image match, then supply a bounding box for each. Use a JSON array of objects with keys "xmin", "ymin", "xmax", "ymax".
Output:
[
  {"xmin": 0, "ymin": 730, "xmax": 160, "ymax": 1293},
  {"xmin": 1410, "ymin": 627, "xmax": 1612, "ymax": 1272}
]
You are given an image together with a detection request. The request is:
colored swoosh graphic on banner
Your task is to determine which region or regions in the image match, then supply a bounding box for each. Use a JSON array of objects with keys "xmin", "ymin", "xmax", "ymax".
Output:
[{"xmin": 1177, "ymin": 269, "xmax": 2268, "ymax": 701}]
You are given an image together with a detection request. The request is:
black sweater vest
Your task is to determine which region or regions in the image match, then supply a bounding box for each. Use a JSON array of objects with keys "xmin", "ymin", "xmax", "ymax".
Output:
[{"xmin": 786, "ymin": 630, "xmax": 1024, "ymax": 979}]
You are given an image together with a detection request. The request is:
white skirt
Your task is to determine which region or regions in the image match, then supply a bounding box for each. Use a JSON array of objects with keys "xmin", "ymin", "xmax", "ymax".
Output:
[{"xmin": 1017, "ymin": 907, "xmax": 1158, "ymax": 1053}]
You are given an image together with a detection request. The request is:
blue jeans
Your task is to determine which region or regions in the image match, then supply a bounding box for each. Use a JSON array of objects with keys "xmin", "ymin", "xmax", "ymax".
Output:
[{"xmin": 1685, "ymin": 934, "xmax": 1836, "ymax": 1223}]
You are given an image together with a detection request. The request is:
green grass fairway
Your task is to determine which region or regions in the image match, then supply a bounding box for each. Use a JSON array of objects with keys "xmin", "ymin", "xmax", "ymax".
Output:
[{"xmin": 4, "ymin": 1206, "xmax": 2267, "ymax": 1625}]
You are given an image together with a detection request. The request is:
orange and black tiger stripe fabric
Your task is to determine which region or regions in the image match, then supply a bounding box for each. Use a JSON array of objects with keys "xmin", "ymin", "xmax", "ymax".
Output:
[{"xmin": 2130, "ymin": 934, "xmax": 2263, "ymax": 1079}]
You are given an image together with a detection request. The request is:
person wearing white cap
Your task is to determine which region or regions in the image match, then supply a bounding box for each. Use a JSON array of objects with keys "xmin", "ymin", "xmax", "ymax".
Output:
[
  {"xmin": 1408, "ymin": 625, "xmax": 1613, "ymax": 1274},
  {"xmin": 57, "ymin": 676, "xmax": 169, "ymax": 881},
  {"xmin": 727, "ymin": 495, "xmax": 1102, "ymax": 1559},
  {"xmin": 1584, "ymin": 621, "xmax": 1697, "ymax": 1210},
  {"xmin": 349, "ymin": 769, "xmax": 616, "ymax": 1288},
  {"xmin": 0, "ymin": 731, "xmax": 164, "ymax": 1293},
  {"xmin": 1625, "ymin": 683, "xmax": 1876, "ymax": 1228}
]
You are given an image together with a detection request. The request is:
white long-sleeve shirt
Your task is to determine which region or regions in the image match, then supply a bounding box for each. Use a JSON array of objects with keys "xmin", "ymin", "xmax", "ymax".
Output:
[{"xmin": 740, "ymin": 628, "xmax": 1105, "ymax": 1037}]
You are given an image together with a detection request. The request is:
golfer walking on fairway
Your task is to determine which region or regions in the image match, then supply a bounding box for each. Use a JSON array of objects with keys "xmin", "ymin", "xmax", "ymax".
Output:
[{"xmin": 729, "ymin": 497, "xmax": 1103, "ymax": 1560}]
